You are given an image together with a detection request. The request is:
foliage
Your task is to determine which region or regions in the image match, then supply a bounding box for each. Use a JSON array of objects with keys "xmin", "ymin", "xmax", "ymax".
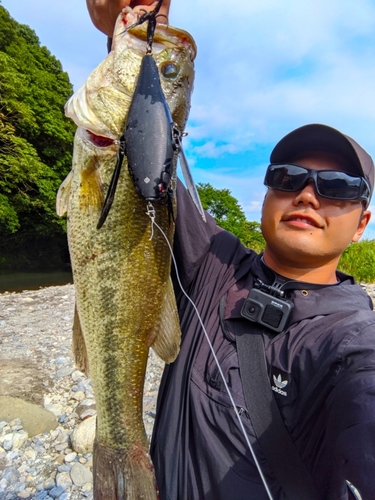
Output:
[
  {"xmin": 0, "ymin": 6, "xmax": 75, "ymax": 269},
  {"xmin": 197, "ymin": 183, "xmax": 266, "ymax": 253},
  {"xmin": 339, "ymin": 239, "xmax": 375, "ymax": 283}
]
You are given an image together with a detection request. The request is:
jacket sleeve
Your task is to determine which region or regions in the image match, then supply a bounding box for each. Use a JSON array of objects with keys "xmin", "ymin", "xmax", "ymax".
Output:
[
  {"xmin": 326, "ymin": 321, "xmax": 375, "ymax": 499},
  {"xmin": 173, "ymin": 178, "xmax": 221, "ymax": 291}
]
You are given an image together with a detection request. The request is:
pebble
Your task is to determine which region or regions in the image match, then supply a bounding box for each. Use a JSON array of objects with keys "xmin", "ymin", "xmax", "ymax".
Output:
[
  {"xmin": 70, "ymin": 463, "xmax": 93, "ymax": 487},
  {"xmin": 0, "ymin": 284, "xmax": 164, "ymax": 499}
]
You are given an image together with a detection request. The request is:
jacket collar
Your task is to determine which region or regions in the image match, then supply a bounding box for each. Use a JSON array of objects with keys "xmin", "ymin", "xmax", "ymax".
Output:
[{"xmin": 223, "ymin": 253, "xmax": 372, "ymax": 324}]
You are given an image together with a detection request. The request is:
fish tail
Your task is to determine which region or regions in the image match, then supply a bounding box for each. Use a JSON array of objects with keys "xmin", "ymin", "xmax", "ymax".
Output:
[{"xmin": 93, "ymin": 439, "xmax": 159, "ymax": 500}]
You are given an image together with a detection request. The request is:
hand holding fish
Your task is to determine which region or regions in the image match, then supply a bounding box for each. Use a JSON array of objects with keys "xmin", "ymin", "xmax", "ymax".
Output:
[{"xmin": 86, "ymin": 0, "xmax": 171, "ymax": 36}]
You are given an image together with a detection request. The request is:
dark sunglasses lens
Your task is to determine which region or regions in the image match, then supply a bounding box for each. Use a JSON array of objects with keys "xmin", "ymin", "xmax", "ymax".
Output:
[
  {"xmin": 317, "ymin": 172, "xmax": 362, "ymax": 199},
  {"xmin": 266, "ymin": 165, "xmax": 307, "ymax": 191}
]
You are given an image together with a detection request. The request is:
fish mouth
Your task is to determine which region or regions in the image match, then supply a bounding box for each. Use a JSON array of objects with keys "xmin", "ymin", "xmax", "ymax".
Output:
[
  {"xmin": 282, "ymin": 212, "xmax": 323, "ymax": 229},
  {"xmin": 65, "ymin": 8, "xmax": 196, "ymax": 141},
  {"xmin": 116, "ymin": 10, "xmax": 197, "ymax": 60}
]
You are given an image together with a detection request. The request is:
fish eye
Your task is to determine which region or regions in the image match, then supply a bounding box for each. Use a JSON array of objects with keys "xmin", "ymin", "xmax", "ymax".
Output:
[{"xmin": 160, "ymin": 62, "xmax": 180, "ymax": 79}]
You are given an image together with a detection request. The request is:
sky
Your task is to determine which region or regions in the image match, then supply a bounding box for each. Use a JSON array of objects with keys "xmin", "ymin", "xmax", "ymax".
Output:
[{"xmin": 3, "ymin": 0, "xmax": 375, "ymax": 239}]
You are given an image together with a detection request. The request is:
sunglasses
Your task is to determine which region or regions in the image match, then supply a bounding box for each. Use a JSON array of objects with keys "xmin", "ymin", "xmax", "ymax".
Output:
[{"xmin": 264, "ymin": 164, "xmax": 370, "ymax": 206}]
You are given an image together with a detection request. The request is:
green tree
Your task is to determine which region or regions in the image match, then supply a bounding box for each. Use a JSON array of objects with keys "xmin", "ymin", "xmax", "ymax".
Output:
[
  {"xmin": 0, "ymin": 6, "xmax": 75, "ymax": 269},
  {"xmin": 197, "ymin": 182, "xmax": 265, "ymax": 253}
]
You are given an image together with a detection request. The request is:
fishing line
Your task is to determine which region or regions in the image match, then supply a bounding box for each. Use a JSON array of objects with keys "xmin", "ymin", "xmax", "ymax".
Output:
[{"xmin": 146, "ymin": 208, "xmax": 274, "ymax": 500}]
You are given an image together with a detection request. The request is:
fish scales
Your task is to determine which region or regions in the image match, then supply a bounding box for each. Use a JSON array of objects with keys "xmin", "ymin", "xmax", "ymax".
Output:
[{"xmin": 57, "ymin": 9, "xmax": 196, "ymax": 500}]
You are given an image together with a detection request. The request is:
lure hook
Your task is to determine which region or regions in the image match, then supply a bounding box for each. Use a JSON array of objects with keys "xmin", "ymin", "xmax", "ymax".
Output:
[
  {"xmin": 136, "ymin": 0, "xmax": 164, "ymax": 53},
  {"xmin": 97, "ymin": 135, "xmax": 126, "ymax": 229}
]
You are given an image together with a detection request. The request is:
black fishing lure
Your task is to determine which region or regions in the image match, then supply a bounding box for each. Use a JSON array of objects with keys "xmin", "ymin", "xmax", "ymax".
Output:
[
  {"xmin": 97, "ymin": 0, "xmax": 205, "ymax": 229},
  {"xmin": 97, "ymin": 0, "xmax": 176, "ymax": 229},
  {"xmin": 125, "ymin": 53, "xmax": 178, "ymax": 203}
]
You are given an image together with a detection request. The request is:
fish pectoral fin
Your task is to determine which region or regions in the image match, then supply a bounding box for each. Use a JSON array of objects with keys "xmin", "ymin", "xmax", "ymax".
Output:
[
  {"xmin": 56, "ymin": 170, "xmax": 73, "ymax": 216},
  {"xmin": 79, "ymin": 158, "xmax": 105, "ymax": 213},
  {"xmin": 150, "ymin": 278, "xmax": 181, "ymax": 364},
  {"xmin": 72, "ymin": 304, "xmax": 89, "ymax": 375}
]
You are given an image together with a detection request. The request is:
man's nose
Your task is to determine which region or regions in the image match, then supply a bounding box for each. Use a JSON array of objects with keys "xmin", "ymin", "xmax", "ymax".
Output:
[{"xmin": 293, "ymin": 179, "xmax": 321, "ymax": 207}]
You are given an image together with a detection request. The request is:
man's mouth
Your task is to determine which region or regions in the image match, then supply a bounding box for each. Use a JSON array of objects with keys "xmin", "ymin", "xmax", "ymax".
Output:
[
  {"xmin": 289, "ymin": 217, "xmax": 317, "ymax": 227},
  {"xmin": 283, "ymin": 213, "xmax": 322, "ymax": 228}
]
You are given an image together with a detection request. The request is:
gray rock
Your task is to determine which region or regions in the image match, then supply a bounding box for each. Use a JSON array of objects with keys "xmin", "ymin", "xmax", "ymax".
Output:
[
  {"xmin": 58, "ymin": 464, "xmax": 72, "ymax": 473},
  {"xmin": 75, "ymin": 401, "xmax": 96, "ymax": 418},
  {"xmin": 2, "ymin": 467, "xmax": 19, "ymax": 485},
  {"xmin": 64, "ymin": 452, "xmax": 77, "ymax": 463},
  {"xmin": 71, "ymin": 391, "xmax": 85, "ymax": 402},
  {"xmin": 49, "ymin": 485, "xmax": 65, "ymax": 498},
  {"xmin": 70, "ymin": 416, "xmax": 96, "ymax": 455},
  {"xmin": 44, "ymin": 404, "xmax": 64, "ymax": 417},
  {"xmin": 0, "ymin": 397, "xmax": 57, "ymax": 437},
  {"xmin": 12, "ymin": 430, "xmax": 28, "ymax": 449},
  {"xmin": 10, "ymin": 418, "xmax": 22, "ymax": 429},
  {"xmin": 7, "ymin": 449, "xmax": 20, "ymax": 460},
  {"xmin": 17, "ymin": 491, "xmax": 32, "ymax": 499},
  {"xmin": 82, "ymin": 482, "xmax": 93, "ymax": 492},
  {"xmin": 55, "ymin": 442, "xmax": 69, "ymax": 452},
  {"xmin": 70, "ymin": 462, "xmax": 93, "ymax": 487},
  {"xmin": 55, "ymin": 471, "xmax": 72, "ymax": 490},
  {"xmin": 1, "ymin": 433, "xmax": 14, "ymax": 451},
  {"xmin": 55, "ymin": 367, "xmax": 74, "ymax": 379},
  {"xmin": 34, "ymin": 492, "xmax": 49, "ymax": 500},
  {"xmin": 58, "ymin": 414, "xmax": 67, "ymax": 424},
  {"xmin": 71, "ymin": 370, "xmax": 85, "ymax": 383},
  {"xmin": 80, "ymin": 409, "xmax": 97, "ymax": 420},
  {"xmin": 43, "ymin": 477, "xmax": 56, "ymax": 490},
  {"xmin": 54, "ymin": 357, "xmax": 69, "ymax": 366}
]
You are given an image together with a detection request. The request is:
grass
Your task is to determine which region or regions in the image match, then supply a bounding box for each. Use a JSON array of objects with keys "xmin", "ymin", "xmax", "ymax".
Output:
[{"xmin": 339, "ymin": 239, "xmax": 375, "ymax": 283}]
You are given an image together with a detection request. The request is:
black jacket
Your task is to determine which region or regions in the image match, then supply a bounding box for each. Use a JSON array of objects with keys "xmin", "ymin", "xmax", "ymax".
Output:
[{"xmin": 150, "ymin": 180, "xmax": 375, "ymax": 500}]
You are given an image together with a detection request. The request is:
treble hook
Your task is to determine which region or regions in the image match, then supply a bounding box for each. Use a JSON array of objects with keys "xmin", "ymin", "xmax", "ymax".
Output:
[
  {"xmin": 120, "ymin": 0, "xmax": 165, "ymax": 45},
  {"xmin": 136, "ymin": 0, "xmax": 164, "ymax": 53}
]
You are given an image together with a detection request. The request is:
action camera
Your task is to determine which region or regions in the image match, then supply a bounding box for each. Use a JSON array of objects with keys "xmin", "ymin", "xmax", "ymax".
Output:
[{"xmin": 241, "ymin": 283, "xmax": 294, "ymax": 333}]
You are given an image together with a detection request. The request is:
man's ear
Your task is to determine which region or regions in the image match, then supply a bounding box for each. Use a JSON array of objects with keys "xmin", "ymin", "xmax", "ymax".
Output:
[
  {"xmin": 352, "ymin": 210, "xmax": 371, "ymax": 242},
  {"xmin": 261, "ymin": 190, "xmax": 269, "ymax": 208}
]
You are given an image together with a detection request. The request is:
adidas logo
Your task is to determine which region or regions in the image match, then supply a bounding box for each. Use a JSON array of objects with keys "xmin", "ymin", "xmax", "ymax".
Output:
[{"xmin": 271, "ymin": 374, "xmax": 288, "ymax": 397}]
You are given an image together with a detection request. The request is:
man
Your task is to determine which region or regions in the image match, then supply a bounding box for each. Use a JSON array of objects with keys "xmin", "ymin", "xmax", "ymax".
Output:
[{"xmin": 86, "ymin": 2, "xmax": 375, "ymax": 498}]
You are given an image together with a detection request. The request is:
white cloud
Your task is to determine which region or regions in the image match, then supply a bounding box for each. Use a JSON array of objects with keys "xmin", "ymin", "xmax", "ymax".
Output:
[{"xmin": 168, "ymin": 0, "xmax": 375, "ymax": 161}]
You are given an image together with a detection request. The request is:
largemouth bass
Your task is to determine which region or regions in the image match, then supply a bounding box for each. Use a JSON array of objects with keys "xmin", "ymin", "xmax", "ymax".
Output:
[{"xmin": 56, "ymin": 9, "xmax": 196, "ymax": 500}]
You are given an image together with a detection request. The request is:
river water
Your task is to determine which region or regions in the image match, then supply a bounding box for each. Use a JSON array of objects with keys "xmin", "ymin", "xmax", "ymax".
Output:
[{"xmin": 0, "ymin": 270, "xmax": 73, "ymax": 293}]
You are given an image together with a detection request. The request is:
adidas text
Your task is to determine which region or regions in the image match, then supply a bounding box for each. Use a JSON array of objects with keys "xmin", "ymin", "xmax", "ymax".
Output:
[{"xmin": 272, "ymin": 385, "xmax": 287, "ymax": 397}]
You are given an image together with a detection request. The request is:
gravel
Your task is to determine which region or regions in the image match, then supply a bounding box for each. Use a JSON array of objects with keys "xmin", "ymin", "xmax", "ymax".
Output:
[{"xmin": 0, "ymin": 284, "xmax": 164, "ymax": 500}]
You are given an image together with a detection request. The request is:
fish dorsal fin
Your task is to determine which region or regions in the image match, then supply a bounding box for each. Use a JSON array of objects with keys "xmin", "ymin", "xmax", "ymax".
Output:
[{"xmin": 150, "ymin": 277, "xmax": 181, "ymax": 364}]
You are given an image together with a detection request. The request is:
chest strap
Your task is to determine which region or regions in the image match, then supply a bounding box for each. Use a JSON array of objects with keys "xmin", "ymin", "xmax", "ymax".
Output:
[{"xmin": 220, "ymin": 295, "xmax": 321, "ymax": 500}]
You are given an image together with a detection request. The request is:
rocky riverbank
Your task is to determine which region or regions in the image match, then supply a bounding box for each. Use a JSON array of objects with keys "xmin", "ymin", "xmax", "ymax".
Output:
[
  {"xmin": 1, "ymin": 282, "xmax": 375, "ymax": 500},
  {"xmin": 0, "ymin": 284, "xmax": 164, "ymax": 500}
]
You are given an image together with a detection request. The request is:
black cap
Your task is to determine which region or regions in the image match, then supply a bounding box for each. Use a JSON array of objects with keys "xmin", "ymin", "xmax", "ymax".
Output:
[{"xmin": 270, "ymin": 124, "xmax": 374, "ymax": 205}]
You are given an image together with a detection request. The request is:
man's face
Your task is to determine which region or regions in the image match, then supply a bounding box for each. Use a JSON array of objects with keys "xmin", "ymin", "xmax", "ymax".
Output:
[{"xmin": 261, "ymin": 151, "xmax": 371, "ymax": 274}]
